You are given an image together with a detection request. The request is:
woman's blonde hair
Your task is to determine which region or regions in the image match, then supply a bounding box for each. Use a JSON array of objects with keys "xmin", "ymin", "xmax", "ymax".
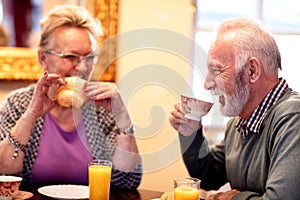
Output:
[{"xmin": 39, "ymin": 4, "xmax": 103, "ymax": 49}]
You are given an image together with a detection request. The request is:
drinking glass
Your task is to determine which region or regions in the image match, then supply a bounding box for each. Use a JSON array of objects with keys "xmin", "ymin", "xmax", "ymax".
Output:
[
  {"xmin": 88, "ymin": 160, "xmax": 112, "ymax": 200},
  {"xmin": 174, "ymin": 177, "xmax": 201, "ymax": 200}
]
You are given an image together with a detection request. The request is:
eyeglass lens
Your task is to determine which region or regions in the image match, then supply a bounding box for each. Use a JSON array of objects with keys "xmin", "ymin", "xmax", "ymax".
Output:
[{"xmin": 62, "ymin": 54, "xmax": 98, "ymax": 66}]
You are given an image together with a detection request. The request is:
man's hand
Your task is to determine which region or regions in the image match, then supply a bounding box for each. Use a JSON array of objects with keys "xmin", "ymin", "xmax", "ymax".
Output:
[
  {"xmin": 206, "ymin": 189, "xmax": 240, "ymax": 200},
  {"xmin": 169, "ymin": 103, "xmax": 201, "ymax": 136}
]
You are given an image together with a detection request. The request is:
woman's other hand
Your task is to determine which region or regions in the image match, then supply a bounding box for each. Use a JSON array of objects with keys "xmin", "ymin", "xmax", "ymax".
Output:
[{"xmin": 28, "ymin": 72, "xmax": 65, "ymax": 119}]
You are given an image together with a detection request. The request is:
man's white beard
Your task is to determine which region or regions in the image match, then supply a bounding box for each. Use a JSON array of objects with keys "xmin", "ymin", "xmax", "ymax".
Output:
[{"xmin": 210, "ymin": 74, "xmax": 250, "ymax": 117}]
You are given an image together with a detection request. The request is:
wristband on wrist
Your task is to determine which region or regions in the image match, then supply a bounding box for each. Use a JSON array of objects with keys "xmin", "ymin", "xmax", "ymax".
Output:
[
  {"xmin": 114, "ymin": 123, "xmax": 135, "ymax": 135},
  {"xmin": 7, "ymin": 133, "xmax": 28, "ymax": 160}
]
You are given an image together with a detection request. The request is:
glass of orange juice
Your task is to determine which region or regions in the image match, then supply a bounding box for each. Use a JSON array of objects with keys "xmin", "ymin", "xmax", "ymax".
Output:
[
  {"xmin": 174, "ymin": 178, "xmax": 201, "ymax": 200},
  {"xmin": 88, "ymin": 160, "xmax": 112, "ymax": 200}
]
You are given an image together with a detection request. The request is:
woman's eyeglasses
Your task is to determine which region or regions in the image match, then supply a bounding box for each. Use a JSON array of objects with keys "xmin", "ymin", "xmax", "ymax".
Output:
[{"xmin": 45, "ymin": 50, "xmax": 98, "ymax": 67}]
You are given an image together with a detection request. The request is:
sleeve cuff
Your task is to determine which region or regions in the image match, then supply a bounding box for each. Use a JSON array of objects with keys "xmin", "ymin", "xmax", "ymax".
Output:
[{"xmin": 179, "ymin": 129, "xmax": 205, "ymax": 156}]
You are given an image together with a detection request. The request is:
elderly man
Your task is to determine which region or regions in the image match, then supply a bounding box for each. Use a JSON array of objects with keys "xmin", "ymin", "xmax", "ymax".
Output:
[{"xmin": 169, "ymin": 18, "xmax": 300, "ymax": 199}]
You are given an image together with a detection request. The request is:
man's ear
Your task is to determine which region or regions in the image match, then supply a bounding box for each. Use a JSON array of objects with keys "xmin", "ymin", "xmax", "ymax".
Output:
[
  {"xmin": 38, "ymin": 50, "xmax": 48, "ymax": 71},
  {"xmin": 248, "ymin": 57, "xmax": 261, "ymax": 83}
]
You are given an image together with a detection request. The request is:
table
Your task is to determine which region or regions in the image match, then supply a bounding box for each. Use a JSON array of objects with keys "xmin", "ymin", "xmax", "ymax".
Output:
[{"xmin": 19, "ymin": 183, "xmax": 163, "ymax": 200}]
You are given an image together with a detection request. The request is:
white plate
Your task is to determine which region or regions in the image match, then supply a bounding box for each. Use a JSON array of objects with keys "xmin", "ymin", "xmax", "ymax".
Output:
[{"xmin": 38, "ymin": 185, "xmax": 89, "ymax": 199}]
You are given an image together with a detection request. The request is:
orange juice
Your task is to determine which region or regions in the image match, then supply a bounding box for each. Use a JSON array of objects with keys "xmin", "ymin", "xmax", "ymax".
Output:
[
  {"xmin": 174, "ymin": 186, "xmax": 200, "ymax": 200},
  {"xmin": 89, "ymin": 165, "xmax": 112, "ymax": 200}
]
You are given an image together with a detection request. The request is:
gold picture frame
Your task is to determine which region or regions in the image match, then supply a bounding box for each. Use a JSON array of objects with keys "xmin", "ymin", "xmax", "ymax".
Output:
[{"xmin": 0, "ymin": 0, "xmax": 118, "ymax": 82}]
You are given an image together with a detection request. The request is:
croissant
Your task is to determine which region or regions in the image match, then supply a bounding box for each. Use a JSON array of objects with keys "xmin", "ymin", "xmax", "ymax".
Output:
[
  {"xmin": 55, "ymin": 77, "xmax": 87, "ymax": 109},
  {"xmin": 160, "ymin": 191, "xmax": 174, "ymax": 200}
]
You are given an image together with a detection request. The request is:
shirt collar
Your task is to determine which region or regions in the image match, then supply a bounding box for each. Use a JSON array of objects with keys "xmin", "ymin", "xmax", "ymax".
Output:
[{"xmin": 236, "ymin": 78, "xmax": 289, "ymax": 137}]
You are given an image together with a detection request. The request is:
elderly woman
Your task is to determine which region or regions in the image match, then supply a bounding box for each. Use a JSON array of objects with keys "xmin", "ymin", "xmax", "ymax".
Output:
[{"xmin": 0, "ymin": 5, "xmax": 142, "ymax": 189}]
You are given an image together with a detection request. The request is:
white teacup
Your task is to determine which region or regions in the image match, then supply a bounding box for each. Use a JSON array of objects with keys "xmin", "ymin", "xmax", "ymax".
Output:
[
  {"xmin": 0, "ymin": 176, "xmax": 22, "ymax": 200},
  {"xmin": 181, "ymin": 95, "xmax": 213, "ymax": 121}
]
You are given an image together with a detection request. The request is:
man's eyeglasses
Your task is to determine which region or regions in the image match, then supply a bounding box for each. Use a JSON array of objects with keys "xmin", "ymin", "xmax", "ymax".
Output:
[{"xmin": 45, "ymin": 50, "xmax": 98, "ymax": 67}]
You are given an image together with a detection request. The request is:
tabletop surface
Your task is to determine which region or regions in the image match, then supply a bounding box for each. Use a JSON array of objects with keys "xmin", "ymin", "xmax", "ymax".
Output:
[{"xmin": 19, "ymin": 183, "xmax": 163, "ymax": 200}]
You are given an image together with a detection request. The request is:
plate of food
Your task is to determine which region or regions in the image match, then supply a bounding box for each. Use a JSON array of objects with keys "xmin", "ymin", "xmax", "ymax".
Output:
[{"xmin": 38, "ymin": 185, "xmax": 89, "ymax": 199}]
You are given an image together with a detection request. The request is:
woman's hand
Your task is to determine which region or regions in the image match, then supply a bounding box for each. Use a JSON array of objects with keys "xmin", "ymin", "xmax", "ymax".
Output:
[
  {"xmin": 27, "ymin": 72, "xmax": 65, "ymax": 119},
  {"xmin": 84, "ymin": 82, "xmax": 140, "ymax": 172},
  {"xmin": 84, "ymin": 82, "xmax": 131, "ymax": 127},
  {"xmin": 84, "ymin": 82, "xmax": 127, "ymax": 113},
  {"xmin": 169, "ymin": 103, "xmax": 201, "ymax": 136}
]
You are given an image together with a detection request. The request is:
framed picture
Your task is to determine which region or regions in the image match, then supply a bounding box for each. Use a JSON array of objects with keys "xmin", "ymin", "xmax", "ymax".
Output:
[{"xmin": 0, "ymin": 0, "xmax": 118, "ymax": 82}]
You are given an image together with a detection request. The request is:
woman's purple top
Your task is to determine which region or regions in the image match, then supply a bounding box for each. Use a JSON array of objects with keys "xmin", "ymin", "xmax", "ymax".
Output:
[{"xmin": 31, "ymin": 113, "xmax": 93, "ymax": 185}]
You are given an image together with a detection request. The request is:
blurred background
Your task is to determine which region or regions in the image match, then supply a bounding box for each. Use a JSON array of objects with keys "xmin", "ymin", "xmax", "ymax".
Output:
[{"xmin": 0, "ymin": 0, "xmax": 299, "ymax": 192}]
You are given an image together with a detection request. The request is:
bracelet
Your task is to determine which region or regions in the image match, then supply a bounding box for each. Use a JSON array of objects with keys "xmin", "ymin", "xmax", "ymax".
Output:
[
  {"xmin": 114, "ymin": 123, "xmax": 135, "ymax": 135},
  {"xmin": 7, "ymin": 133, "xmax": 29, "ymax": 160}
]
